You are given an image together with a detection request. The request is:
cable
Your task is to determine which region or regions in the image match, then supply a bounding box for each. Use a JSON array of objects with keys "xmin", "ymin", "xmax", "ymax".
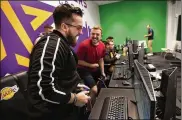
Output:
[
  {"xmin": 126, "ymin": 72, "xmax": 134, "ymax": 80},
  {"xmin": 125, "ymin": 69, "xmax": 134, "ymax": 80},
  {"xmin": 97, "ymin": 78, "xmax": 107, "ymax": 88}
]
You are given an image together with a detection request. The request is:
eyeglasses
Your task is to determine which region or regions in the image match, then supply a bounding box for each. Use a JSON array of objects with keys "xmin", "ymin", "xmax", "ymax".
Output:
[{"xmin": 65, "ymin": 23, "xmax": 83, "ymax": 30}]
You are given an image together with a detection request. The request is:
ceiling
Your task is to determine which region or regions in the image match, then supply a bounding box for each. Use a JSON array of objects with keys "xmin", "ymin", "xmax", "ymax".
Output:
[{"xmin": 93, "ymin": 1, "xmax": 121, "ymax": 6}]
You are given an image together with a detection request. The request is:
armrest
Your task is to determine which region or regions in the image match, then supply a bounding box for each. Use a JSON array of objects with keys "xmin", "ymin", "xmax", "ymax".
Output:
[{"xmin": 104, "ymin": 64, "xmax": 111, "ymax": 66}]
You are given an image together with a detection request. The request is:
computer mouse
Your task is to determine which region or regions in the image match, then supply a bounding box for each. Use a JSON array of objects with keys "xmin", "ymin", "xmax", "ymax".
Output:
[
  {"xmin": 121, "ymin": 62, "xmax": 126, "ymax": 65},
  {"xmin": 122, "ymin": 81, "xmax": 131, "ymax": 86},
  {"xmin": 115, "ymin": 84, "xmax": 119, "ymax": 87}
]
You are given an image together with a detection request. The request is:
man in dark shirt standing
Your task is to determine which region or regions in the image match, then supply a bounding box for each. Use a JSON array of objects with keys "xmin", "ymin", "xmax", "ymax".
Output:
[
  {"xmin": 27, "ymin": 4, "xmax": 90, "ymax": 120},
  {"xmin": 144, "ymin": 24, "xmax": 154, "ymax": 56}
]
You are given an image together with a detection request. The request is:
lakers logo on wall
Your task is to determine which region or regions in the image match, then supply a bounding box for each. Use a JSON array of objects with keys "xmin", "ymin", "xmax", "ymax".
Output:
[{"xmin": 1, "ymin": 1, "xmax": 91, "ymax": 77}]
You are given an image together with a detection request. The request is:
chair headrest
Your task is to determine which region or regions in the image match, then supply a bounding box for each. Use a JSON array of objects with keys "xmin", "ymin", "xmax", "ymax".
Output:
[
  {"xmin": 0, "ymin": 75, "xmax": 17, "ymax": 86},
  {"xmin": 13, "ymin": 71, "xmax": 28, "ymax": 92}
]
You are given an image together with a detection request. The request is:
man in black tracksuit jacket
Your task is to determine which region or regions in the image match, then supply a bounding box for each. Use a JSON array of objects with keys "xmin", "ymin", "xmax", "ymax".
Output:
[{"xmin": 27, "ymin": 4, "xmax": 90, "ymax": 120}]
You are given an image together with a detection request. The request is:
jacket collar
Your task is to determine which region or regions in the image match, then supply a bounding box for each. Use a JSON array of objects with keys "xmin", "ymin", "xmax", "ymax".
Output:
[{"xmin": 53, "ymin": 30, "xmax": 69, "ymax": 45}]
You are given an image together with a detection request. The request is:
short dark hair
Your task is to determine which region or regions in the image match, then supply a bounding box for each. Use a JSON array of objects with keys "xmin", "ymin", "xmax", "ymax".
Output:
[
  {"xmin": 106, "ymin": 36, "xmax": 114, "ymax": 40},
  {"xmin": 106, "ymin": 36, "xmax": 114, "ymax": 42},
  {"xmin": 53, "ymin": 4, "xmax": 83, "ymax": 28}
]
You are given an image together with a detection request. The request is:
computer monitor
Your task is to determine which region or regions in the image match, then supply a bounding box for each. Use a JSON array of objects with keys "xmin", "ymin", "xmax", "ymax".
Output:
[
  {"xmin": 128, "ymin": 43, "xmax": 134, "ymax": 70},
  {"xmin": 126, "ymin": 38, "xmax": 133, "ymax": 46},
  {"xmin": 133, "ymin": 60, "xmax": 156, "ymax": 120},
  {"xmin": 160, "ymin": 67, "xmax": 178, "ymax": 120},
  {"xmin": 132, "ymin": 40, "xmax": 139, "ymax": 53},
  {"xmin": 176, "ymin": 15, "xmax": 181, "ymax": 41},
  {"xmin": 138, "ymin": 42, "xmax": 145, "ymax": 65}
]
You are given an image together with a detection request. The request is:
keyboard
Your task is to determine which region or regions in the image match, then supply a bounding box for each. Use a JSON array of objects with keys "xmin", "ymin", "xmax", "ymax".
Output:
[
  {"xmin": 176, "ymin": 107, "xmax": 181, "ymax": 116},
  {"xmin": 115, "ymin": 59, "xmax": 123, "ymax": 65},
  {"xmin": 99, "ymin": 96, "xmax": 128, "ymax": 120},
  {"xmin": 112, "ymin": 66, "xmax": 128, "ymax": 80}
]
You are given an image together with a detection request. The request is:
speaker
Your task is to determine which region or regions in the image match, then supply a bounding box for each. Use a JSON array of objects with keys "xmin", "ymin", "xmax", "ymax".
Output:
[{"xmin": 176, "ymin": 15, "xmax": 181, "ymax": 41}]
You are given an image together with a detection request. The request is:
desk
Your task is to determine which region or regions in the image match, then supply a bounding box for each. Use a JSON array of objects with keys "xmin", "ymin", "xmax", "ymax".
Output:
[
  {"xmin": 114, "ymin": 55, "xmax": 128, "ymax": 65},
  {"xmin": 109, "ymin": 79, "xmax": 133, "ymax": 89},
  {"xmin": 109, "ymin": 64, "xmax": 134, "ymax": 89},
  {"xmin": 176, "ymin": 51, "xmax": 181, "ymax": 60},
  {"xmin": 89, "ymin": 88, "xmax": 139, "ymax": 119}
]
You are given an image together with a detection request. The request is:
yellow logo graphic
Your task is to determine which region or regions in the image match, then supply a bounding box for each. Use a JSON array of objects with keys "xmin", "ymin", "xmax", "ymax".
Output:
[
  {"xmin": 0, "ymin": 37, "xmax": 7, "ymax": 61},
  {"xmin": 1, "ymin": 1, "xmax": 53, "ymax": 68},
  {"xmin": 0, "ymin": 85, "xmax": 19, "ymax": 100},
  {"xmin": 21, "ymin": 4, "xmax": 53, "ymax": 31},
  {"xmin": 1, "ymin": 1, "xmax": 33, "ymax": 54},
  {"xmin": 15, "ymin": 54, "xmax": 30, "ymax": 67}
]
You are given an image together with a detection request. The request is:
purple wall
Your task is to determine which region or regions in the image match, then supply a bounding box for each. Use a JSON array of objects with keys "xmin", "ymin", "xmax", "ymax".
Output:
[{"xmin": 0, "ymin": 1, "xmax": 91, "ymax": 77}]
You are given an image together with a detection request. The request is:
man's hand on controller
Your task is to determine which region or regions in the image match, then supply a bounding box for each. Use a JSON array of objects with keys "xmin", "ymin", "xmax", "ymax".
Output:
[
  {"xmin": 75, "ymin": 91, "xmax": 91, "ymax": 107},
  {"xmin": 77, "ymin": 83, "xmax": 90, "ymax": 91}
]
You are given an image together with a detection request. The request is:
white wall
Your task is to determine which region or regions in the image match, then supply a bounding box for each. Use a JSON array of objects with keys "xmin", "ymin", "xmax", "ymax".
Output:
[
  {"xmin": 84, "ymin": 1, "xmax": 100, "ymax": 27},
  {"xmin": 41, "ymin": 1, "xmax": 100, "ymax": 30},
  {"xmin": 166, "ymin": 1, "xmax": 181, "ymax": 50}
]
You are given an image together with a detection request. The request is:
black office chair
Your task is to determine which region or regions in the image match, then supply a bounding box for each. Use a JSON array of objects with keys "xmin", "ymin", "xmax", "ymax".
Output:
[
  {"xmin": 0, "ymin": 72, "xmax": 29, "ymax": 120},
  {"xmin": 13, "ymin": 71, "xmax": 28, "ymax": 99}
]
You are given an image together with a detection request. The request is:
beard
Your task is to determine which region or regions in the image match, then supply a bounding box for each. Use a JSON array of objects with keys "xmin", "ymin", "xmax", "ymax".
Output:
[{"xmin": 66, "ymin": 30, "xmax": 79, "ymax": 47}]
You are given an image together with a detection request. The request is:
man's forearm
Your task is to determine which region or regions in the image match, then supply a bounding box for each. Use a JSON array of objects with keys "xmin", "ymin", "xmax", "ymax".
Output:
[
  {"xmin": 104, "ymin": 55, "xmax": 116, "ymax": 63},
  {"xmin": 78, "ymin": 60, "xmax": 91, "ymax": 68},
  {"xmin": 68, "ymin": 93, "xmax": 75, "ymax": 104},
  {"xmin": 99, "ymin": 58, "xmax": 105, "ymax": 74},
  {"xmin": 147, "ymin": 33, "xmax": 152, "ymax": 36}
]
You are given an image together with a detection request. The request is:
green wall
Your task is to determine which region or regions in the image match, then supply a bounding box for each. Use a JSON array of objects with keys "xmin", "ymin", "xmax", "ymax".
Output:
[{"xmin": 99, "ymin": 1, "xmax": 167, "ymax": 52}]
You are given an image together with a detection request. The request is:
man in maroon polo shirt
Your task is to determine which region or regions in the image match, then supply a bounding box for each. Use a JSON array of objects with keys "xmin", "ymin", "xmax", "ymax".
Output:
[{"xmin": 77, "ymin": 26, "xmax": 106, "ymax": 107}]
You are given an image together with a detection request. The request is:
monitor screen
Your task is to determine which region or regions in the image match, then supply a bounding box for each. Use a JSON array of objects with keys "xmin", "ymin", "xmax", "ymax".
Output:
[
  {"xmin": 160, "ymin": 67, "xmax": 177, "ymax": 97},
  {"xmin": 138, "ymin": 42, "xmax": 144, "ymax": 65},
  {"xmin": 134, "ymin": 60, "xmax": 156, "ymax": 119},
  {"xmin": 160, "ymin": 67, "xmax": 178, "ymax": 120},
  {"xmin": 132, "ymin": 40, "xmax": 139, "ymax": 53},
  {"xmin": 126, "ymin": 39, "xmax": 133, "ymax": 46},
  {"xmin": 128, "ymin": 43, "xmax": 134, "ymax": 70}
]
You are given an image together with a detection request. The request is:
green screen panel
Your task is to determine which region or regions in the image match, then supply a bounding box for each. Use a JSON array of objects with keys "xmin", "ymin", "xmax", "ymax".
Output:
[{"xmin": 99, "ymin": 1, "xmax": 167, "ymax": 52}]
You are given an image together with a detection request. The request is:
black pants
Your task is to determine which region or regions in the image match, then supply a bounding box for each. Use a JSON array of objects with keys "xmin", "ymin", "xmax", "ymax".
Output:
[{"xmin": 77, "ymin": 68, "xmax": 101, "ymax": 89}]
